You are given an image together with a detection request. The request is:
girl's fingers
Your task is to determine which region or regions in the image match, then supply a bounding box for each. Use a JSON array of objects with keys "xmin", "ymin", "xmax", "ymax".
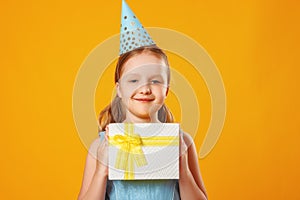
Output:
[
  {"xmin": 180, "ymin": 133, "xmax": 188, "ymax": 156},
  {"xmin": 105, "ymin": 125, "xmax": 109, "ymax": 140},
  {"xmin": 105, "ymin": 134, "xmax": 109, "ymax": 141}
]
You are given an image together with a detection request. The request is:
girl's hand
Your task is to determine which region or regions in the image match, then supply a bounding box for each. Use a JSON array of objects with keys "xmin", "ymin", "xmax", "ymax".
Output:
[{"xmin": 95, "ymin": 126, "xmax": 109, "ymax": 175}]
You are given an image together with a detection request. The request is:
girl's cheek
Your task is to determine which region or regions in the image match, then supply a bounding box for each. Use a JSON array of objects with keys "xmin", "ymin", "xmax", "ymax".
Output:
[
  {"xmin": 126, "ymin": 86, "xmax": 139, "ymax": 94},
  {"xmin": 122, "ymin": 89, "xmax": 138, "ymax": 99},
  {"xmin": 154, "ymin": 85, "xmax": 168, "ymax": 93}
]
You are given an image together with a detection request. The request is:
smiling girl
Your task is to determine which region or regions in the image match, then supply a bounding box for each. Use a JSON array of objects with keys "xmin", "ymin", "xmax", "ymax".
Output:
[
  {"xmin": 78, "ymin": 46, "xmax": 208, "ymax": 200},
  {"xmin": 78, "ymin": 1, "xmax": 207, "ymax": 199}
]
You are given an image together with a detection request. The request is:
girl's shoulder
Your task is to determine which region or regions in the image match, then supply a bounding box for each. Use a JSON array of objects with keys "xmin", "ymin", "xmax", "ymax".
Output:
[
  {"xmin": 88, "ymin": 131, "xmax": 106, "ymax": 159},
  {"xmin": 87, "ymin": 137, "xmax": 101, "ymax": 160}
]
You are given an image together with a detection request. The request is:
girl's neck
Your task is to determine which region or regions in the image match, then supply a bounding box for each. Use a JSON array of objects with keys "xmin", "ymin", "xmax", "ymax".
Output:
[{"xmin": 123, "ymin": 114, "xmax": 161, "ymax": 123}]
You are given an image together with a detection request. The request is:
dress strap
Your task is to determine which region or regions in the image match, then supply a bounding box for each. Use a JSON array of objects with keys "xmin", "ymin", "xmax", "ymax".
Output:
[{"xmin": 98, "ymin": 131, "xmax": 106, "ymax": 142}]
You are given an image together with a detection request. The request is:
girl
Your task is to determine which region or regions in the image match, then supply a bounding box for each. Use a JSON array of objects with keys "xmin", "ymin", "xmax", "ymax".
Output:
[{"xmin": 78, "ymin": 45, "xmax": 208, "ymax": 200}]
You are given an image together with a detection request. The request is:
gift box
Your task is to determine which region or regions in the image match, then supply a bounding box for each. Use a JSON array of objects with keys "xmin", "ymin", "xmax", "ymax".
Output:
[{"xmin": 108, "ymin": 123, "xmax": 179, "ymax": 180}]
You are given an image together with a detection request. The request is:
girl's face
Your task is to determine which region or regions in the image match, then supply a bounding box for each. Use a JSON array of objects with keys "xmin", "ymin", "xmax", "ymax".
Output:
[{"xmin": 117, "ymin": 52, "xmax": 169, "ymax": 122}]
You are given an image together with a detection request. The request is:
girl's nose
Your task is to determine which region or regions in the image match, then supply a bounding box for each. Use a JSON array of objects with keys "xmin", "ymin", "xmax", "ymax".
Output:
[{"xmin": 138, "ymin": 84, "xmax": 151, "ymax": 95}]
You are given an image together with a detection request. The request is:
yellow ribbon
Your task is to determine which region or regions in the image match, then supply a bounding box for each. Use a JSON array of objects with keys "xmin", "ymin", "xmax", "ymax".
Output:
[{"xmin": 109, "ymin": 123, "xmax": 179, "ymax": 179}]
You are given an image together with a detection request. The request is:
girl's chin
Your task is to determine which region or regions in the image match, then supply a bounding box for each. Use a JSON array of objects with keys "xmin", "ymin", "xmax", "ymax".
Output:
[
  {"xmin": 127, "ymin": 111, "xmax": 157, "ymax": 121},
  {"xmin": 125, "ymin": 104, "xmax": 161, "ymax": 120},
  {"xmin": 132, "ymin": 103, "xmax": 161, "ymax": 111}
]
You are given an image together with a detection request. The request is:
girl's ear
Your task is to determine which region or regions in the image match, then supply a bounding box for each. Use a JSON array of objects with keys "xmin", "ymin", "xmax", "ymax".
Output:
[
  {"xmin": 116, "ymin": 82, "xmax": 122, "ymax": 98},
  {"xmin": 165, "ymin": 87, "xmax": 169, "ymax": 97}
]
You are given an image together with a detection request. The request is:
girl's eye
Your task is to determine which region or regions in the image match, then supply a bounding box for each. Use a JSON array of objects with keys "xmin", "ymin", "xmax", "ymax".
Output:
[
  {"xmin": 151, "ymin": 80, "xmax": 161, "ymax": 84},
  {"xmin": 129, "ymin": 79, "xmax": 138, "ymax": 83}
]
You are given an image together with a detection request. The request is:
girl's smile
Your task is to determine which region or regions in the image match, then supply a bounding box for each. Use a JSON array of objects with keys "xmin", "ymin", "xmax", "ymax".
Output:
[{"xmin": 133, "ymin": 98, "xmax": 155, "ymax": 102}]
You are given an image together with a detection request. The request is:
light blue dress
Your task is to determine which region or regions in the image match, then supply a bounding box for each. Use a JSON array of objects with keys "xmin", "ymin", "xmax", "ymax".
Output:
[
  {"xmin": 105, "ymin": 179, "xmax": 180, "ymax": 200},
  {"xmin": 99, "ymin": 131, "xmax": 181, "ymax": 200}
]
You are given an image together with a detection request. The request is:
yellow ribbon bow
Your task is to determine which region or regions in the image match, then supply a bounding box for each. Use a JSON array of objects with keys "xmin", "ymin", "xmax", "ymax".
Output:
[{"xmin": 109, "ymin": 123, "xmax": 179, "ymax": 180}]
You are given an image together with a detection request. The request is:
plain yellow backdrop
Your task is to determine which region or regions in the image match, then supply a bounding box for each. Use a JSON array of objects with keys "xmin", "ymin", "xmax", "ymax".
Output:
[{"xmin": 1, "ymin": 0, "xmax": 299, "ymax": 199}]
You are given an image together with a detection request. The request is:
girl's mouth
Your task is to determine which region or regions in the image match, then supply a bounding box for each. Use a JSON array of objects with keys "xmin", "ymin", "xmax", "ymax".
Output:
[{"xmin": 133, "ymin": 98, "xmax": 154, "ymax": 102}]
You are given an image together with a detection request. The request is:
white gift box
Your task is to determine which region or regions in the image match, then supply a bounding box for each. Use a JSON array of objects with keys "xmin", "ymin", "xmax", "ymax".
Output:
[{"xmin": 108, "ymin": 123, "xmax": 179, "ymax": 180}]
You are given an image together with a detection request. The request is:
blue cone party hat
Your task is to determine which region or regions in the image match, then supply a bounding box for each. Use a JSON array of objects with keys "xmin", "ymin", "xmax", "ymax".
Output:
[{"xmin": 120, "ymin": 0, "xmax": 155, "ymax": 55}]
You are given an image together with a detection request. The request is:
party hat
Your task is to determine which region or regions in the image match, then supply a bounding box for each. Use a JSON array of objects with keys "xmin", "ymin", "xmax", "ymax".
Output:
[{"xmin": 119, "ymin": 0, "xmax": 155, "ymax": 55}]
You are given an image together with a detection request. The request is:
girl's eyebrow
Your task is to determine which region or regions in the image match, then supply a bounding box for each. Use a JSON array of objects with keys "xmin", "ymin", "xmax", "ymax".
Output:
[
  {"xmin": 123, "ymin": 72, "xmax": 165, "ymax": 79},
  {"xmin": 149, "ymin": 74, "xmax": 164, "ymax": 79},
  {"xmin": 123, "ymin": 72, "xmax": 141, "ymax": 77}
]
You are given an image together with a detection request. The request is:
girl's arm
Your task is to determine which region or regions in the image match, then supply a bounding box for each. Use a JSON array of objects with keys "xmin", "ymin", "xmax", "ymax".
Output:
[
  {"xmin": 78, "ymin": 137, "xmax": 108, "ymax": 200},
  {"xmin": 179, "ymin": 132, "xmax": 208, "ymax": 200}
]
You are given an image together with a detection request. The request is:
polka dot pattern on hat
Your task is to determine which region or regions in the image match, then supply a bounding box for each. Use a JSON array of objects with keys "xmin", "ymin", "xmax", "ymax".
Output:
[{"xmin": 120, "ymin": 0, "xmax": 155, "ymax": 55}]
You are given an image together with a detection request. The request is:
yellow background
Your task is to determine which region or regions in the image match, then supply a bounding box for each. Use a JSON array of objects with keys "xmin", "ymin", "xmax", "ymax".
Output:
[{"xmin": 1, "ymin": 0, "xmax": 299, "ymax": 199}]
